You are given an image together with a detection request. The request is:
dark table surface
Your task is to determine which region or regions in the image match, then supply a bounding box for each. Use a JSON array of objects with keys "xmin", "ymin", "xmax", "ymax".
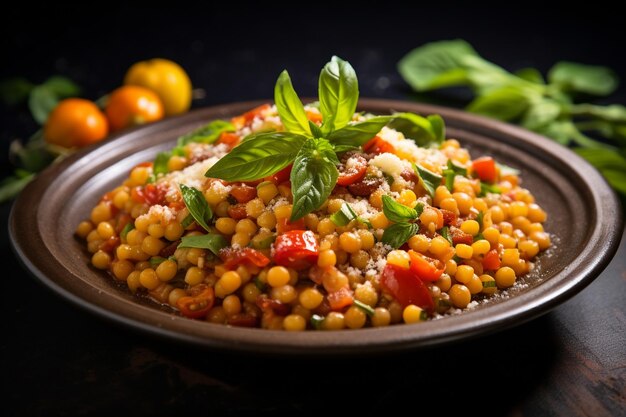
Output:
[{"xmin": 2, "ymin": 5, "xmax": 625, "ymax": 416}]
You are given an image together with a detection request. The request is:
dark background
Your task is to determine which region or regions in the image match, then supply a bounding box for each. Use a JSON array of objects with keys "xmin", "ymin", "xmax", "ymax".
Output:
[{"xmin": 2, "ymin": 4, "xmax": 625, "ymax": 416}]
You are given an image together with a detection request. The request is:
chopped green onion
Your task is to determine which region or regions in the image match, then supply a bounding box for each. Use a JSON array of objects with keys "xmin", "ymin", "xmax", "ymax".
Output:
[
  {"xmin": 482, "ymin": 280, "xmax": 497, "ymax": 288},
  {"xmin": 440, "ymin": 226, "xmax": 453, "ymax": 246},
  {"xmin": 254, "ymin": 277, "xmax": 267, "ymax": 291},
  {"xmin": 120, "ymin": 222, "xmax": 135, "ymax": 241},
  {"xmin": 149, "ymin": 257, "xmax": 166, "ymax": 268},
  {"xmin": 310, "ymin": 314, "xmax": 325, "ymax": 330},
  {"xmin": 353, "ymin": 299, "xmax": 375, "ymax": 317}
]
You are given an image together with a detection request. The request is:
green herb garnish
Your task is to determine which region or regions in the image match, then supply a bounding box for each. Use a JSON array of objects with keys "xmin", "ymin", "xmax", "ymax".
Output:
[
  {"xmin": 120, "ymin": 222, "xmax": 135, "ymax": 241},
  {"xmin": 149, "ymin": 257, "xmax": 167, "ymax": 268},
  {"xmin": 398, "ymin": 39, "xmax": 626, "ymax": 198},
  {"xmin": 353, "ymin": 299, "xmax": 375, "ymax": 317},
  {"xmin": 380, "ymin": 195, "xmax": 423, "ymax": 248},
  {"xmin": 382, "ymin": 222, "xmax": 420, "ymax": 249},
  {"xmin": 204, "ymin": 56, "xmax": 447, "ymax": 220},
  {"xmin": 440, "ymin": 226, "xmax": 453, "ymax": 245},
  {"xmin": 330, "ymin": 203, "xmax": 371, "ymax": 228},
  {"xmin": 177, "ymin": 234, "xmax": 228, "ymax": 256},
  {"xmin": 310, "ymin": 314, "xmax": 325, "ymax": 330},
  {"xmin": 179, "ymin": 184, "xmax": 213, "ymax": 232},
  {"xmin": 413, "ymin": 163, "xmax": 443, "ymax": 199}
]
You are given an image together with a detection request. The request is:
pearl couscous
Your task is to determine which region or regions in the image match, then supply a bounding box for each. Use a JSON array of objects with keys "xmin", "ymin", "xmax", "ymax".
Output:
[{"xmin": 77, "ymin": 58, "xmax": 550, "ymax": 331}]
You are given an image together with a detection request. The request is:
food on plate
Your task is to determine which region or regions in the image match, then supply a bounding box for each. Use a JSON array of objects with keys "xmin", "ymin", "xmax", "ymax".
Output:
[{"xmin": 77, "ymin": 57, "xmax": 550, "ymax": 330}]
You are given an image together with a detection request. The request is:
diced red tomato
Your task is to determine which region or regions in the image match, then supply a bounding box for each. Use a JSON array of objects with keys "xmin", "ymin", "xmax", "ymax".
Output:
[
  {"xmin": 336, "ymin": 153, "xmax": 368, "ymax": 186},
  {"xmin": 273, "ymin": 230, "xmax": 319, "ymax": 270},
  {"xmin": 219, "ymin": 247, "xmax": 270, "ymax": 270},
  {"xmin": 450, "ymin": 227, "xmax": 474, "ymax": 245},
  {"xmin": 256, "ymin": 295, "xmax": 291, "ymax": 316},
  {"xmin": 380, "ymin": 264, "xmax": 434, "ymax": 312},
  {"xmin": 408, "ymin": 250, "xmax": 445, "ymax": 282},
  {"xmin": 441, "ymin": 209, "xmax": 458, "ymax": 226},
  {"xmin": 227, "ymin": 203, "xmax": 248, "ymax": 220},
  {"xmin": 327, "ymin": 287, "xmax": 354, "ymax": 311},
  {"xmin": 230, "ymin": 184, "xmax": 257, "ymax": 203},
  {"xmin": 348, "ymin": 176, "xmax": 383, "ymax": 196},
  {"xmin": 231, "ymin": 103, "xmax": 271, "ymax": 128},
  {"xmin": 265, "ymin": 164, "xmax": 292, "ymax": 185},
  {"xmin": 482, "ymin": 249, "xmax": 501, "ymax": 270},
  {"xmin": 176, "ymin": 285, "xmax": 214, "ymax": 319},
  {"xmin": 99, "ymin": 236, "xmax": 120, "ymax": 253},
  {"xmin": 472, "ymin": 156, "xmax": 497, "ymax": 183},
  {"xmin": 216, "ymin": 131, "xmax": 240, "ymax": 148},
  {"xmin": 131, "ymin": 183, "xmax": 167, "ymax": 206},
  {"xmin": 276, "ymin": 216, "xmax": 306, "ymax": 234},
  {"xmin": 363, "ymin": 136, "xmax": 395, "ymax": 154}
]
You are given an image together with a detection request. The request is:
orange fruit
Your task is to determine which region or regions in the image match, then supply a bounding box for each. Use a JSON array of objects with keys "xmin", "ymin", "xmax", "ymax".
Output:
[
  {"xmin": 44, "ymin": 98, "xmax": 109, "ymax": 148},
  {"xmin": 105, "ymin": 85, "xmax": 164, "ymax": 132}
]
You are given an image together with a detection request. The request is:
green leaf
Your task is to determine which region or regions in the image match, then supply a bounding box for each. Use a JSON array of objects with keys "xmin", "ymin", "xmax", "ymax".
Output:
[
  {"xmin": 381, "ymin": 195, "xmax": 418, "ymax": 223},
  {"xmin": 467, "ymin": 85, "xmax": 530, "ymax": 121},
  {"xmin": 353, "ymin": 299, "xmax": 375, "ymax": 317},
  {"xmin": 149, "ymin": 257, "xmax": 167, "ymax": 268},
  {"xmin": 309, "ymin": 121, "xmax": 324, "ymax": 138},
  {"xmin": 177, "ymin": 234, "xmax": 229, "ymax": 256},
  {"xmin": 181, "ymin": 214, "xmax": 194, "ymax": 228},
  {"xmin": 514, "ymin": 68, "xmax": 545, "ymax": 84},
  {"xmin": 428, "ymin": 114, "xmax": 446, "ymax": 143},
  {"xmin": 387, "ymin": 112, "xmax": 442, "ymax": 146},
  {"xmin": 414, "ymin": 163, "xmax": 442, "ymax": 198},
  {"xmin": 0, "ymin": 172, "xmax": 35, "ymax": 203},
  {"xmin": 205, "ymin": 132, "xmax": 306, "ymax": 181},
  {"xmin": 548, "ymin": 61, "xmax": 618, "ymax": 96},
  {"xmin": 177, "ymin": 120, "xmax": 235, "ymax": 147},
  {"xmin": 120, "ymin": 222, "xmax": 135, "ymax": 240},
  {"xmin": 601, "ymin": 169, "xmax": 626, "ymax": 195},
  {"xmin": 0, "ymin": 77, "xmax": 34, "ymax": 106},
  {"xmin": 290, "ymin": 138, "xmax": 339, "ymax": 221},
  {"xmin": 498, "ymin": 163, "xmax": 520, "ymax": 176},
  {"xmin": 397, "ymin": 39, "xmax": 478, "ymax": 91},
  {"xmin": 28, "ymin": 86, "xmax": 59, "ymax": 124},
  {"xmin": 311, "ymin": 314, "xmax": 325, "ymax": 330},
  {"xmin": 570, "ymin": 104, "xmax": 626, "ymax": 123},
  {"xmin": 327, "ymin": 116, "xmax": 392, "ymax": 148},
  {"xmin": 274, "ymin": 70, "xmax": 311, "ymax": 136},
  {"xmin": 153, "ymin": 151, "xmax": 171, "ymax": 177},
  {"xmin": 440, "ymin": 226, "xmax": 453, "ymax": 245},
  {"xmin": 482, "ymin": 280, "xmax": 497, "ymax": 288},
  {"xmin": 476, "ymin": 211, "xmax": 484, "ymax": 230},
  {"xmin": 522, "ymin": 98, "xmax": 562, "ymax": 130},
  {"xmin": 319, "ymin": 56, "xmax": 359, "ymax": 134},
  {"xmin": 382, "ymin": 222, "xmax": 419, "ymax": 249},
  {"xmin": 41, "ymin": 75, "xmax": 81, "ymax": 98},
  {"xmin": 250, "ymin": 234, "xmax": 276, "ymax": 249},
  {"xmin": 179, "ymin": 184, "xmax": 213, "ymax": 232},
  {"xmin": 575, "ymin": 148, "xmax": 626, "ymax": 171}
]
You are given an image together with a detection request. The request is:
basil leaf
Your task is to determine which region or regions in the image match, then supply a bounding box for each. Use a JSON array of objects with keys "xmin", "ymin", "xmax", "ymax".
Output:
[
  {"xmin": 177, "ymin": 234, "xmax": 228, "ymax": 256},
  {"xmin": 382, "ymin": 195, "xmax": 418, "ymax": 223},
  {"xmin": 0, "ymin": 172, "xmax": 35, "ymax": 203},
  {"xmin": 548, "ymin": 61, "xmax": 618, "ymax": 96},
  {"xmin": 327, "ymin": 116, "xmax": 392, "ymax": 148},
  {"xmin": 120, "ymin": 222, "xmax": 135, "ymax": 241},
  {"xmin": 467, "ymin": 85, "xmax": 531, "ymax": 121},
  {"xmin": 179, "ymin": 184, "xmax": 212, "ymax": 232},
  {"xmin": 382, "ymin": 222, "xmax": 419, "ymax": 249},
  {"xmin": 319, "ymin": 56, "xmax": 359, "ymax": 134},
  {"xmin": 274, "ymin": 70, "xmax": 311, "ymax": 136},
  {"xmin": 397, "ymin": 39, "xmax": 478, "ymax": 91},
  {"xmin": 153, "ymin": 151, "xmax": 171, "ymax": 177},
  {"xmin": 205, "ymin": 132, "xmax": 306, "ymax": 181},
  {"xmin": 290, "ymin": 138, "xmax": 339, "ymax": 221},
  {"xmin": 41, "ymin": 76, "xmax": 81, "ymax": 98},
  {"xmin": 428, "ymin": 115, "xmax": 445, "ymax": 143},
  {"xmin": 521, "ymin": 98, "xmax": 562, "ymax": 130},
  {"xmin": 309, "ymin": 121, "xmax": 324, "ymax": 138},
  {"xmin": 181, "ymin": 214, "xmax": 194, "ymax": 228},
  {"xmin": 0, "ymin": 77, "xmax": 34, "ymax": 106},
  {"xmin": 177, "ymin": 120, "xmax": 235, "ymax": 147},
  {"xmin": 414, "ymin": 163, "xmax": 442, "ymax": 198},
  {"xmin": 574, "ymin": 147, "xmax": 626, "ymax": 171},
  {"xmin": 515, "ymin": 68, "xmax": 545, "ymax": 84},
  {"xmin": 388, "ymin": 112, "xmax": 442, "ymax": 146},
  {"xmin": 149, "ymin": 257, "xmax": 167, "ymax": 268},
  {"xmin": 332, "ymin": 144, "xmax": 360, "ymax": 154},
  {"xmin": 440, "ymin": 226, "xmax": 453, "ymax": 245},
  {"xmin": 571, "ymin": 104, "xmax": 626, "ymax": 123},
  {"xmin": 28, "ymin": 86, "xmax": 58, "ymax": 125}
]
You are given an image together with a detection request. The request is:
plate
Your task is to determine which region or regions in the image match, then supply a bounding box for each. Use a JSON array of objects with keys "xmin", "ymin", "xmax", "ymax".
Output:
[{"xmin": 9, "ymin": 99, "xmax": 623, "ymax": 354}]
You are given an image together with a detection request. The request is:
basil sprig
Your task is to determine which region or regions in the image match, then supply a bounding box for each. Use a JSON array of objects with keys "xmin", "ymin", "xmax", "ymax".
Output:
[
  {"xmin": 380, "ymin": 195, "xmax": 424, "ymax": 248},
  {"xmin": 179, "ymin": 184, "xmax": 213, "ymax": 232},
  {"xmin": 178, "ymin": 234, "xmax": 228, "ymax": 256},
  {"xmin": 414, "ymin": 163, "xmax": 443, "ymax": 199},
  {"xmin": 204, "ymin": 56, "xmax": 448, "ymax": 220}
]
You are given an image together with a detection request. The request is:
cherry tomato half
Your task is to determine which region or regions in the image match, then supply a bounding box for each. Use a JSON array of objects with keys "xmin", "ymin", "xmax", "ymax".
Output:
[
  {"xmin": 337, "ymin": 153, "xmax": 367, "ymax": 186},
  {"xmin": 273, "ymin": 230, "xmax": 319, "ymax": 270},
  {"xmin": 380, "ymin": 264, "xmax": 434, "ymax": 312},
  {"xmin": 176, "ymin": 285, "xmax": 214, "ymax": 319},
  {"xmin": 482, "ymin": 249, "xmax": 501, "ymax": 270},
  {"xmin": 219, "ymin": 247, "xmax": 270, "ymax": 270}
]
